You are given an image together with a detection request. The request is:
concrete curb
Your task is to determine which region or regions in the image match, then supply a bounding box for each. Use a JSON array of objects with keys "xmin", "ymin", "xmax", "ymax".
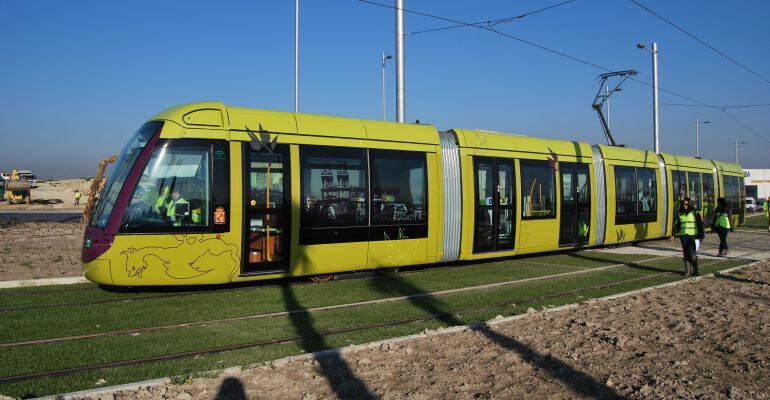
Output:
[
  {"xmin": 0, "ymin": 276, "xmax": 88, "ymax": 289},
  {"xmin": 42, "ymin": 260, "xmax": 765, "ymax": 400}
]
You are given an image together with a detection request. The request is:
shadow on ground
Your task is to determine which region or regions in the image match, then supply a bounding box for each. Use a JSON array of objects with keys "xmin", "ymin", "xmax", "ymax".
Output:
[
  {"xmin": 369, "ymin": 274, "xmax": 629, "ymax": 399},
  {"xmin": 281, "ymin": 283, "xmax": 378, "ymax": 400}
]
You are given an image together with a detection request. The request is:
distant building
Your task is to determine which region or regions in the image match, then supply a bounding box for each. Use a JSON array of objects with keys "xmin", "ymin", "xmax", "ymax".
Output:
[{"xmin": 744, "ymin": 169, "xmax": 770, "ymax": 200}]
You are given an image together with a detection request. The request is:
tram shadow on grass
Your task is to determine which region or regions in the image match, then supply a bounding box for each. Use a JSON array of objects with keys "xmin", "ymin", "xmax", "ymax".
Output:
[
  {"xmin": 369, "ymin": 275, "xmax": 630, "ymax": 399},
  {"xmin": 280, "ymin": 283, "xmax": 378, "ymax": 400}
]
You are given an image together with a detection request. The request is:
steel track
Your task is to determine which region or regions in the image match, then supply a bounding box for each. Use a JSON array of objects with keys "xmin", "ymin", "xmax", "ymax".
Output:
[
  {"xmin": 0, "ymin": 272, "xmax": 672, "ymax": 385},
  {"xmin": 0, "ymin": 254, "xmax": 679, "ymax": 349}
]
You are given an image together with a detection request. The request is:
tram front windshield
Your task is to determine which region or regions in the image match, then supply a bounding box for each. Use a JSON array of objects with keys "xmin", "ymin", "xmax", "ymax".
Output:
[{"xmin": 90, "ymin": 121, "xmax": 162, "ymax": 229}]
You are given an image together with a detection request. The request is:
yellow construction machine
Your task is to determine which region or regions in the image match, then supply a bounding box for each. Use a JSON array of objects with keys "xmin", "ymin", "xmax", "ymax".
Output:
[{"xmin": 5, "ymin": 170, "xmax": 31, "ymax": 205}]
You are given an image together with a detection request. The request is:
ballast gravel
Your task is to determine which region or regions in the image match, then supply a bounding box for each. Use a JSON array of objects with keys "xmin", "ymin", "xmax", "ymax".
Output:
[{"xmin": 85, "ymin": 261, "xmax": 770, "ymax": 400}]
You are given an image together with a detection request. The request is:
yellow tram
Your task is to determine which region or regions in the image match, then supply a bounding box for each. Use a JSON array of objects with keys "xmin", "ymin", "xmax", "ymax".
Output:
[{"xmin": 81, "ymin": 102, "xmax": 746, "ymax": 286}]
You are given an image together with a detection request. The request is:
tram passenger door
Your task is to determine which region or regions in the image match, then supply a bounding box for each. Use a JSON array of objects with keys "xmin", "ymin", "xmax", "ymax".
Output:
[
  {"xmin": 559, "ymin": 163, "xmax": 591, "ymax": 246},
  {"xmin": 243, "ymin": 145, "xmax": 290, "ymax": 273},
  {"xmin": 473, "ymin": 157, "xmax": 515, "ymax": 253}
]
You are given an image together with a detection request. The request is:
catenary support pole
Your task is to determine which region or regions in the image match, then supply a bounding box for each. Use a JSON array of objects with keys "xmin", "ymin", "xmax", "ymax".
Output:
[
  {"xmin": 396, "ymin": 0, "xmax": 405, "ymax": 123},
  {"xmin": 295, "ymin": 0, "xmax": 299, "ymax": 113},
  {"xmin": 652, "ymin": 42, "xmax": 659, "ymax": 154}
]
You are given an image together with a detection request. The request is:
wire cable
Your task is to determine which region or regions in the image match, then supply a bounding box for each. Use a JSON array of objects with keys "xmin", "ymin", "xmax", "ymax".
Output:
[
  {"xmin": 629, "ymin": 0, "xmax": 770, "ymax": 86},
  {"xmin": 359, "ymin": 0, "xmax": 770, "ymax": 144},
  {"xmin": 662, "ymin": 102, "xmax": 770, "ymax": 110},
  {"xmin": 406, "ymin": 0, "xmax": 577, "ymax": 35}
]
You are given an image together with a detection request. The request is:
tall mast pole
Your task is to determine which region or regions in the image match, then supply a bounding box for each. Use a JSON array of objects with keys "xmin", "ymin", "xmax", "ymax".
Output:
[
  {"xmin": 294, "ymin": 0, "xmax": 299, "ymax": 112},
  {"xmin": 652, "ymin": 42, "xmax": 660, "ymax": 153},
  {"xmin": 396, "ymin": 0, "xmax": 405, "ymax": 123}
]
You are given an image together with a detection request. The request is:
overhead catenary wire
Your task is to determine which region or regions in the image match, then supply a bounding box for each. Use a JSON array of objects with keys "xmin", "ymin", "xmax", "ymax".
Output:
[
  {"xmin": 405, "ymin": 0, "xmax": 576, "ymax": 36},
  {"xmin": 628, "ymin": 0, "xmax": 770, "ymax": 86},
  {"xmin": 358, "ymin": 0, "xmax": 770, "ymax": 145},
  {"xmin": 661, "ymin": 102, "xmax": 770, "ymax": 110}
]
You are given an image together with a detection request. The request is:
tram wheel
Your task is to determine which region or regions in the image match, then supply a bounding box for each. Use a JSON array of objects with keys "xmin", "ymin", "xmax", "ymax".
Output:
[
  {"xmin": 310, "ymin": 274, "xmax": 335, "ymax": 283},
  {"xmin": 376, "ymin": 267, "xmax": 399, "ymax": 275}
]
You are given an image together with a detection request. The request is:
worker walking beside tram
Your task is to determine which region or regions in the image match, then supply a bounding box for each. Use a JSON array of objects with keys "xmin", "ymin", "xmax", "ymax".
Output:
[
  {"xmin": 765, "ymin": 197, "xmax": 770, "ymax": 232},
  {"xmin": 711, "ymin": 197, "xmax": 733, "ymax": 257},
  {"xmin": 671, "ymin": 197, "xmax": 705, "ymax": 276}
]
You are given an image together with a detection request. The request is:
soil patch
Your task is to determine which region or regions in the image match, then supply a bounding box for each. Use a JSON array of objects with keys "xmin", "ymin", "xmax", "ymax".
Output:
[{"xmin": 0, "ymin": 222, "xmax": 84, "ymax": 281}]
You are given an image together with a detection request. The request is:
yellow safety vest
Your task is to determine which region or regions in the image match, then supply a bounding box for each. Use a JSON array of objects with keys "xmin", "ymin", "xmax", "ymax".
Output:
[
  {"xmin": 715, "ymin": 212, "xmax": 731, "ymax": 229},
  {"xmin": 678, "ymin": 212, "xmax": 697, "ymax": 236},
  {"xmin": 155, "ymin": 187, "xmax": 170, "ymax": 210},
  {"xmin": 765, "ymin": 202, "xmax": 769, "ymax": 219},
  {"xmin": 578, "ymin": 221, "xmax": 589, "ymax": 237}
]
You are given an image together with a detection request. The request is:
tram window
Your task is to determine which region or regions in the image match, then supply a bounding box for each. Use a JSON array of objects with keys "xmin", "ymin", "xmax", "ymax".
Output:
[
  {"xmin": 614, "ymin": 166, "xmax": 637, "ymax": 216},
  {"xmin": 520, "ymin": 160, "xmax": 555, "ymax": 219},
  {"xmin": 687, "ymin": 172, "xmax": 702, "ymax": 211},
  {"xmin": 300, "ymin": 146, "xmax": 368, "ymax": 228},
  {"xmin": 702, "ymin": 173, "xmax": 715, "ymax": 227},
  {"xmin": 671, "ymin": 170, "xmax": 687, "ymax": 208},
  {"xmin": 370, "ymin": 150, "xmax": 427, "ymax": 225},
  {"xmin": 614, "ymin": 166, "xmax": 657, "ymax": 224},
  {"xmin": 120, "ymin": 141, "xmax": 212, "ymax": 232},
  {"xmin": 637, "ymin": 168, "xmax": 657, "ymax": 214}
]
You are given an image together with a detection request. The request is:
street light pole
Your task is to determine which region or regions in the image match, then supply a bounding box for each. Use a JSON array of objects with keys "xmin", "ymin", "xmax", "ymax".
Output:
[
  {"xmin": 652, "ymin": 42, "xmax": 659, "ymax": 154},
  {"xmin": 637, "ymin": 42, "xmax": 660, "ymax": 153},
  {"xmin": 294, "ymin": 0, "xmax": 299, "ymax": 113},
  {"xmin": 735, "ymin": 140, "xmax": 747, "ymax": 163},
  {"xmin": 695, "ymin": 119, "xmax": 710, "ymax": 158},
  {"xmin": 381, "ymin": 53, "xmax": 392, "ymax": 120},
  {"xmin": 396, "ymin": 0, "xmax": 405, "ymax": 123}
]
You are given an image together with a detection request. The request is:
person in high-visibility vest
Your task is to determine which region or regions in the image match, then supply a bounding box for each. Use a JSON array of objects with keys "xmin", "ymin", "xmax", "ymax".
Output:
[
  {"xmin": 166, "ymin": 191, "xmax": 189, "ymax": 226},
  {"xmin": 711, "ymin": 197, "xmax": 733, "ymax": 257},
  {"xmin": 671, "ymin": 197, "xmax": 705, "ymax": 276},
  {"xmin": 74, "ymin": 190, "xmax": 81, "ymax": 206},
  {"xmin": 765, "ymin": 197, "xmax": 770, "ymax": 232}
]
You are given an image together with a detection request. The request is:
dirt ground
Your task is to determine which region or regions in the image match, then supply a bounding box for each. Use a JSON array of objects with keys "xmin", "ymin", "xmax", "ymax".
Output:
[
  {"xmin": 0, "ymin": 179, "xmax": 90, "ymax": 211},
  {"xmin": 0, "ymin": 222, "xmax": 84, "ymax": 280},
  {"xmin": 91, "ymin": 262, "xmax": 770, "ymax": 400}
]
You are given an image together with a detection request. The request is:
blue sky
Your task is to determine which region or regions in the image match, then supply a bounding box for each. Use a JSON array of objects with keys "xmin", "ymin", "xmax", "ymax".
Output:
[{"xmin": 1, "ymin": 0, "xmax": 769, "ymax": 177}]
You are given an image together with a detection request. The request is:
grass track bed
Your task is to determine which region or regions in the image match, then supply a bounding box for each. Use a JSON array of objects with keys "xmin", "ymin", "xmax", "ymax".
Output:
[
  {"xmin": 0, "ymin": 253, "xmax": 645, "ymax": 343},
  {"xmin": 0, "ymin": 246, "xmax": 757, "ymax": 398},
  {"xmin": 0, "ymin": 271, "xmax": 683, "ymax": 398},
  {"xmin": 1, "ymin": 269, "xmax": 647, "ymax": 377}
]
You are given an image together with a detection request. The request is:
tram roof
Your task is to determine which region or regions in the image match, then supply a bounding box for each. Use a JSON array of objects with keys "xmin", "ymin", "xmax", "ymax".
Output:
[
  {"xmin": 452, "ymin": 129, "xmax": 594, "ymax": 159},
  {"xmin": 711, "ymin": 160, "xmax": 745, "ymax": 175},
  {"xmin": 152, "ymin": 102, "xmax": 440, "ymax": 145},
  {"xmin": 659, "ymin": 153, "xmax": 715, "ymax": 171},
  {"xmin": 595, "ymin": 144, "xmax": 659, "ymax": 165}
]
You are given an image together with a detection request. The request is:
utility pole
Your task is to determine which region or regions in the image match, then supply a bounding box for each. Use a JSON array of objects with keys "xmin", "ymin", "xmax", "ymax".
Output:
[
  {"xmin": 295, "ymin": 0, "xmax": 299, "ymax": 113},
  {"xmin": 381, "ymin": 53, "xmax": 392, "ymax": 120},
  {"xmin": 695, "ymin": 119, "xmax": 710, "ymax": 158},
  {"xmin": 396, "ymin": 0, "xmax": 405, "ymax": 123},
  {"xmin": 735, "ymin": 140, "xmax": 747, "ymax": 163},
  {"xmin": 652, "ymin": 42, "xmax": 659, "ymax": 154},
  {"xmin": 637, "ymin": 42, "xmax": 660, "ymax": 153}
]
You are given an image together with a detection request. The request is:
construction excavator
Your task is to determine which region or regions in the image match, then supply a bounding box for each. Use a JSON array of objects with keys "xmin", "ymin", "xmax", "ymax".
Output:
[{"xmin": 5, "ymin": 170, "xmax": 31, "ymax": 205}]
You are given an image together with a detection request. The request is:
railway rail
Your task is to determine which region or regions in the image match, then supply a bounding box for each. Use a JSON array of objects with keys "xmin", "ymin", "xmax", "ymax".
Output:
[
  {"xmin": 0, "ymin": 254, "xmax": 679, "ymax": 349},
  {"xmin": 0, "ymin": 240, "xmax": 763, "ymax": 392},
  {"xmin": 0, "ymin": 271, "xmax": 677, "ymax": 385}
]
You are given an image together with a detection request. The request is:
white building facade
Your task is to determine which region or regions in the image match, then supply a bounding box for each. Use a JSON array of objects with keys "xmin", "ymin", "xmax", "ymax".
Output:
[{"xmin": 744, "ymin": 169, "xmax": 770, "ymax": 201}]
